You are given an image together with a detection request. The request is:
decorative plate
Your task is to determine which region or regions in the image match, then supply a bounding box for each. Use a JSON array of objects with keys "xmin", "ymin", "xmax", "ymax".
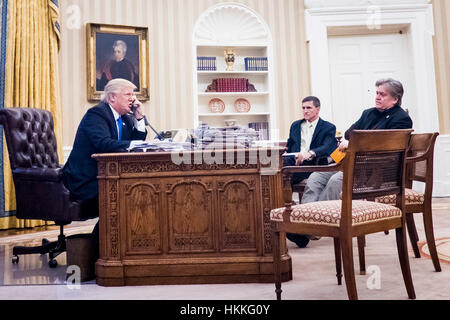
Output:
[
  {"xmin": 234, "ymin": 98, "xmax": 251, "ymax": 113},
  {"xmin": 208, "ymin": 98, "xmax": 225, "ymax": 113}
]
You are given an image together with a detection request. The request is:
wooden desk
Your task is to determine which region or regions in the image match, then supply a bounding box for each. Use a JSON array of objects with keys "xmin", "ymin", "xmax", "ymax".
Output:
[{"xmin": 93, "ymin": 147, "xmax": 292, "ymax": 286}]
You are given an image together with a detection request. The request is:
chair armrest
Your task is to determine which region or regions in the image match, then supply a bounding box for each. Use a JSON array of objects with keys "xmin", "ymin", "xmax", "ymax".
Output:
[
  {"xmin": 406, "ymin": 154, "xmax": 428, "ymax": 163},
  {"xmin": 281, "ymin": 162, "xmax": 343, "ymax": 175},
  {"xmin": 12, "ymin": 167, "xmax": 63, "ymax": 182}
]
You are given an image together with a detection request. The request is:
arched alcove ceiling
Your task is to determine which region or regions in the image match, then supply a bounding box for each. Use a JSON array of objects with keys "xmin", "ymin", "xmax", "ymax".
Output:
[{"xmin": 194, "ymin": 3, "xmax": 271, "ymax": 45}]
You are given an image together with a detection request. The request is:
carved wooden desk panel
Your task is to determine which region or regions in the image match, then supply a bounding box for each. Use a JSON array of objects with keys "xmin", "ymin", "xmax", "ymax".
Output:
[{"xmin": 93, "ymin": 148, "xmax": 292, "ymax": 286}]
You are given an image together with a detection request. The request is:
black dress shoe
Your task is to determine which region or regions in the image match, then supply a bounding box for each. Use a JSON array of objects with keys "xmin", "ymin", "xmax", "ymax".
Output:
[{"xmin": 286, "ymin": 233, "xmax": 310, "ymax": 248}]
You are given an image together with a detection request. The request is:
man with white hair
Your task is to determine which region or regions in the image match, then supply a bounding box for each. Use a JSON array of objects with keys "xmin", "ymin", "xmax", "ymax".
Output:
[
  {"xmin": 63, "ymin": 79, "xmax": 147, "ymax": 252},
  {"xmin": 63, "ymin": 78, "xmax": 147, "ymax": 202}
]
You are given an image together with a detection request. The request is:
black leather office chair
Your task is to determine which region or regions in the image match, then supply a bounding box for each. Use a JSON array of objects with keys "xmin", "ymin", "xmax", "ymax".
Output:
[{"xmin": 0, "ymin": 107, "xmax": 98, "ymax": 267}]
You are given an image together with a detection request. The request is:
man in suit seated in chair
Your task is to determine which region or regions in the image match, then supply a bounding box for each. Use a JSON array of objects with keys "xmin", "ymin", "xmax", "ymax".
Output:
[
  {"xmin": 284, "ymin": 96, "xmax": 337, "ymax": 248},
  {"xmin": 301, "ymin": 78, "xmax": 413, "ymax": 205}
]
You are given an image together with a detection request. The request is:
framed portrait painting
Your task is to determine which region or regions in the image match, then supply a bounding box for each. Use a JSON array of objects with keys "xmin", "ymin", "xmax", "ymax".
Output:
[{"xmin": 86, "ymin": 23, "xmax": 149, "ymax": 101}]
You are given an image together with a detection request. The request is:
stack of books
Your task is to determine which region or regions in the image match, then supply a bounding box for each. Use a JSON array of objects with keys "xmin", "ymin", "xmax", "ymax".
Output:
[
  {"xmin": 197, "ymin": 57, "xmax": 217, "ymax": 71},
  {"xmin": 248, "ymin": 122, "xmax": 269, "ymax": 140},
  {"xmin": 244, "ymin": 57, "xmax": 268, "ymax": 71},
  {"xmin": 216, "ymin": 78, "xmax": 249, "ymax": 92}
]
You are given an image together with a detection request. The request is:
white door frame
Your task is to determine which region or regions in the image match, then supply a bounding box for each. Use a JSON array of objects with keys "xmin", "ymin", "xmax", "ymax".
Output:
[{"xmin": 305, "ymin": 3, "xmax": 439, "ymax": 134}]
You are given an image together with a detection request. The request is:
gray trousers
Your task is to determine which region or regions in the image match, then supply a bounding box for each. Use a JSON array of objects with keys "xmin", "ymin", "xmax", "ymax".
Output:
[{"xmin": 301, "ymin": 171, "xmax": 343, "ymax": 203}]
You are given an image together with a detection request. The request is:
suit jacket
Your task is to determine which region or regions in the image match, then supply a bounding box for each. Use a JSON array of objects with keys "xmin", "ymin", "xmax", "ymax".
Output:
[
  {"xmin": 344, "ymin": 104, "xmax": 413, "ymax": 139},
  {"xmin": 63, "ymin": 101, "xmax": 147, "ymax": 200},
  {"xmin": 286, "ymin": 117, "xmax": 337, "ymax": 163}
]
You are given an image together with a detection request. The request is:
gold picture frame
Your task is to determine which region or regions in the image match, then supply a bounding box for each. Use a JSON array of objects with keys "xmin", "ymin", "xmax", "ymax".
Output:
[{"xmin": 86, "ymin": 23, "xmax": 149, "ymax": 101}]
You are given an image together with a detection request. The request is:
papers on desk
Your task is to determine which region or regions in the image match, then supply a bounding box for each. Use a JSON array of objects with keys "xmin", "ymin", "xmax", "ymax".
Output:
[
  {"xmin": 282, "ymin": 152, "xmax": 297, "ymax": 159},
  {"xmin": 129, "ymin": 140, "xmax": 192, "ymax": 152}
]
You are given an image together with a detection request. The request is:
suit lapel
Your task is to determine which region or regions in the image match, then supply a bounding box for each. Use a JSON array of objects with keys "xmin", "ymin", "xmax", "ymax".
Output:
[
  {"xmin": 310, "ymin": 118, "xmax": 323, "ymax": 147},
  {"xmin": 100, "ymin": 101, "xmax": 119, "ymax": 140},
  {"xmin": 297, "ymin": 119, "xmax": 305, "ymax": 142},
  {"xmin": 121, "ymin": 115, "xmax": 134, "ymax": 141}
]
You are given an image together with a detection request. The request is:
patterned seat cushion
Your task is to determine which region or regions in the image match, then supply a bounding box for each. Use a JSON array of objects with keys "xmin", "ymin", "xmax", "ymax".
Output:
[
  {"xmin": 375, "ymin": 188, "xmax": 424, "ymax": 205},
  {"xmin": 270, "ymin": 200, "xmax": 401, "ymax": 227}
]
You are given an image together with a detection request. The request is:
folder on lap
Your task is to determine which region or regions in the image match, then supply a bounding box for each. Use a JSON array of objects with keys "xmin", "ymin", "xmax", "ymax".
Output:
[{"xmin": 330, "ymin": 147, "xmax": 346, "ymax": 163}]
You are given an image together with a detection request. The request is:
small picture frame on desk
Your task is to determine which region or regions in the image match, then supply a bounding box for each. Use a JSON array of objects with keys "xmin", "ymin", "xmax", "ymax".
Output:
[{"xmin": 86, "ymin": 23, "xmax": 150, "ymax": 101}]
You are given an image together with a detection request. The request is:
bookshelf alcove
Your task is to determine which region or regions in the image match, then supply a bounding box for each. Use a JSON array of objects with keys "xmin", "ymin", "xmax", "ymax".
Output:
[{"xmin": 192, "ymin": 3, "xmax": 276, "ymax": 140}]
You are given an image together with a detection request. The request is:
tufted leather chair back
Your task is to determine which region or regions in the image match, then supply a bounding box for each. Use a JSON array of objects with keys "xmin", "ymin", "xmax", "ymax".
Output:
[
  {"xmin": 0, "ymin": 107, "xmax": 98, "ymax": 223},
  {"xmin": 0, "ymin": 108, "xmax": 59, "ymax": 169}
]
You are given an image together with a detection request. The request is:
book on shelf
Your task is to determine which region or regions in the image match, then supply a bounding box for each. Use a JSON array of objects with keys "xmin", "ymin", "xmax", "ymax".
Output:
[
  {"xmin": 244, "ymin": 57, "xmax": 268, "ymax": 71},
  {"xmin": 197, "ymin": 56, "xmax": 216, "ymax": 71},
  {"xmin": 248, "ymin": 121, "xmax": 269, "ymax": 140},
  {"xmin": 206, "ymin": 78, "xmax": 254, "ymax": 93},
  {"xmin": 217, "ymin": 78, "xmax": 248, "ymax": 92}
]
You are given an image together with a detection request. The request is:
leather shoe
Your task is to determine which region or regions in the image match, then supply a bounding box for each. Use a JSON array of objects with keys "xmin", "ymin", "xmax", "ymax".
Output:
[{"xmin": 286, "ymin": 233, "xmax": 310, "ymax": 248}]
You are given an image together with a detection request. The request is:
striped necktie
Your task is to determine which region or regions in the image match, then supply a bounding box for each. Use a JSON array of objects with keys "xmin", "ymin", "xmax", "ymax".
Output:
[{"xmin": 117, "ymin": 117, "xmax": 123, "ymax": 141}]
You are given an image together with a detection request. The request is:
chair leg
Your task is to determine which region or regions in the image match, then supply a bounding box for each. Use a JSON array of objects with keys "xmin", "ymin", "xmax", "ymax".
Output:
[
  {"xmin": 422, "ymin": 206, "xmax": 442, "ymax": 272},
  {"xmin": 333, "ymin": 237, "xmax": 342, "ymax": 285},
  {"xmin": 49, "ymin": 226, "xmax": 67, "ymax": 261},
  {"xmin": 341, "ymin": 235, "xmax": 358, "ymax": 300},
  {"xmin": 406, "ymin": 213, "xmax": 420, "ymax": 258},
  {"xmin": 272, "ymin": 229, "xmax": 282, "ymax": 300},
  {"xmin": 11, "ymin": 224, "xmax": 67, "ymax": 268},
  {"xmin": 357, "ymin": 236, "xmax": 366, "ymax": 275},
  {"xmin": 395, "ymin": 227, "xmax": 416, "ymax": 299}
]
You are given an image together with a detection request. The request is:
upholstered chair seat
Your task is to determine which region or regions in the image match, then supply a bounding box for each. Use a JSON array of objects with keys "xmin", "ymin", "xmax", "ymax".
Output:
[
  {"xmin": 271, "ymin": 200, "xmax": 401, "ymax": 227},
  {"xmin": 375, "ymin": 189, "xmax": 424, "ymax": 206}
]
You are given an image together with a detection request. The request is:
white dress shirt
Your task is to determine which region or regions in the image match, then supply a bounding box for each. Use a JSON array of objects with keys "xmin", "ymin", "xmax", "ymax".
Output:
[{"xmin": 300, "ymin": 118, "xmax": 319, "ymax": 154}]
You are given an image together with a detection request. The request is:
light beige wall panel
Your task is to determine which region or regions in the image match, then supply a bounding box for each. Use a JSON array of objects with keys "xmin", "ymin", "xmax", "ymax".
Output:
[
  {"xmin": 59, "ymin": 0, "xmax": 310, "ymax": 148},
  {"xmin": 432, "ymin": 0, "xmax": 450, "ymax": 134}
]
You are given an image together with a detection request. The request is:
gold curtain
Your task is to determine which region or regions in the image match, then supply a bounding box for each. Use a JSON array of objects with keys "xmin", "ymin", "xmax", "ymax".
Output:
[{"xmin": 0, "ymin": 0, "xmax": 62, "ymax": 230}]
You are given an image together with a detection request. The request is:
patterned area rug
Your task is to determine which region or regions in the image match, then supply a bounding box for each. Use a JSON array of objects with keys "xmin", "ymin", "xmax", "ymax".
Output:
[{"xmin": 419, "ymin": 237, "xmax": 450, "ymax": 265}]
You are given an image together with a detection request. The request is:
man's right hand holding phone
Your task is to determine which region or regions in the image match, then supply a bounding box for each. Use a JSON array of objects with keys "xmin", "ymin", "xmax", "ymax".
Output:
[
  {"xmin": 129, "ymin": 97, "xmax": 147, "ymax": 133},
  {"xmin": 130, "ymin": 97, "xmax": 144, "ymax": 120}
]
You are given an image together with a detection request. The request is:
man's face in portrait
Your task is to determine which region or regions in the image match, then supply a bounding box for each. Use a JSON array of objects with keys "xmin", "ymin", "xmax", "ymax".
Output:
[
  {"xmin": 375, "ymin": 85, "xmax": 398, "ymax": 111},
  {"xmin": 113, "ymin": 45, "xmax": 126, "ymax": 62}
]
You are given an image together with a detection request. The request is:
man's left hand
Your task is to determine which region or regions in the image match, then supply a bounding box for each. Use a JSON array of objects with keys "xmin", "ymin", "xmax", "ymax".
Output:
[{"xmin": 339, "ymin": 140, "xmax": 349, "ymax": 151}]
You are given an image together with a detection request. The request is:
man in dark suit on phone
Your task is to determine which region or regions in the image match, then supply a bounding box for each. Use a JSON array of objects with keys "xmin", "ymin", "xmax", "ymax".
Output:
[
  {"xmin": 63, "ymin": 78, "xmax": 147, "ymax": 241},
  {"xmin": 284, "ymin": 96, "xmax": 337, "ymax": 248}
]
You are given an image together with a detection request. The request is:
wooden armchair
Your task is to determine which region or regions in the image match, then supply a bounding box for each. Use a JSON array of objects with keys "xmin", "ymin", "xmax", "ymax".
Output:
[
  {"xmin": 358, "ymin": 132, "xmax": 441, "ymax": 273},
  {"xmin": 270, "ymin": 129, "xmax": 415, "ymax": 300}
]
